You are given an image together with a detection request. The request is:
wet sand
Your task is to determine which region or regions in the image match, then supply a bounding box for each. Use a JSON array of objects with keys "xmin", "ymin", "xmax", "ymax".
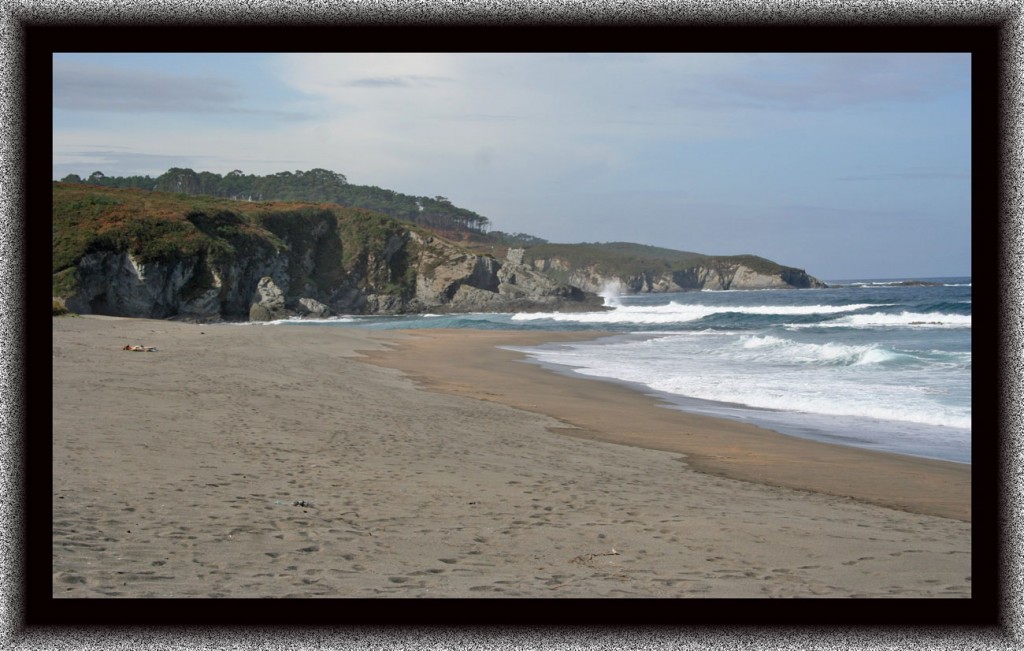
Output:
[{"xmin": 52, "ymin": 316, "xmax": 971, "ymax": 598}]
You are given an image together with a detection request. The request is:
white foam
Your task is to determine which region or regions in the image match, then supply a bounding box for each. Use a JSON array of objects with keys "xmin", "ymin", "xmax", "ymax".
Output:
[
  {"xmin": 828, "ymin": 311, "xmax": 971, "ymax": 328},
  {"xmin": 738, "ymin": 335, "xmax": 907, "ymax": 366},
  {"xmin": 653, "ymin": 374, "xmax": 972, "ymax": 429},
  {"xmin": 510, "ymin": 302, "xmax": 889, "ymax": 325},
  {"xmin": 264, "ymin": 316, "xmax": 358, "ymax": 325},
  {"xmin": 517, "ymin": 332, "xmax": 971, "ymax": 431}
]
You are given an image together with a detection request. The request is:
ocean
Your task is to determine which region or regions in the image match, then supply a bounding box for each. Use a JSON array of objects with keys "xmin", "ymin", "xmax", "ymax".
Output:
[{"xmin": 273, "ymin": 277, "xmax": 972, "ymax": 465}]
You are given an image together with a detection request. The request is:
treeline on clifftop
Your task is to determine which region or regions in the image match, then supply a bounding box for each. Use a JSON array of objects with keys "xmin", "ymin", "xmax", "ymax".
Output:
[{"xmin": 59, "ymin": 167, "xmax": 498, "ymax": 238}]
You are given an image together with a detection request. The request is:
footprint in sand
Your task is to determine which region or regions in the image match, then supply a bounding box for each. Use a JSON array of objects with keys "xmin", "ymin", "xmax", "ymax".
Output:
[{"xmin": 55, "ymin": 572, "xmax": 87, "ymax": 585}]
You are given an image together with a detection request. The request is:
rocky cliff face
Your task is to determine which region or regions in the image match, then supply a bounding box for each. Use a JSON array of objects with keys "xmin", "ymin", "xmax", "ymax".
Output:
[
  {"xmin": 407, "ymin": 242, "xmax": 592, "ymax": 313},
  {"xmin": 529, "ymin": 257, "xmax": 827, "ymax": 293},
  {"xmin": 61, "ymin": 216, "xmax": 601, "ymax": 322},
  {"xmin": 66, "ymin": 249, "xmax": 291, "ymax": 320}
]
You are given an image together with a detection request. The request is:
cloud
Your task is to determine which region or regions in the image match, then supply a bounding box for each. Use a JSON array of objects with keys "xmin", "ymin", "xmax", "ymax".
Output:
[
  {"xmin": 273, "ymin": 53, "xmax": 459, "ymax": 95},
  {"xmin": 53, "ymin": 149, "xmax": 217, "ymax": 181},
  {"xmin": 54, "ymin": 60, "xmax": 240, "ymax": 112},
  {"xmin": 266, "ymin": 52, "xmax": 967, "ymax": 168},
  {"xmin": 259, "ymin": 53, "xmax": 747, "ymax": 192},
  {"xmin": 52, "ymin": 130, "xmax": 312, "ymax": 179},
  {"xmin": 680, "ymin": 53, "xmax": 969, "ymax": 112},
  {"xmin": 343, "ymin": 77, "xmax": 413, "ymax": 88},
  {"xmin": 342, "ymin": 75, "xmax": 452, "ymax": 88},
  {"xmin": 53, "ymin": 59, "xmax": 308, "ymax": 119}
]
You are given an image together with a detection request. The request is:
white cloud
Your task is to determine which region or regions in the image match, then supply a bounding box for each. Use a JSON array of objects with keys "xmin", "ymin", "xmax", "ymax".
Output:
[
  {"xmin": 53, "ymin": 59, "xmax": 244, "ymax": 113},
  {"xmin": 257, "ymin": 53, "xmax": 758, "ymax": 195}
]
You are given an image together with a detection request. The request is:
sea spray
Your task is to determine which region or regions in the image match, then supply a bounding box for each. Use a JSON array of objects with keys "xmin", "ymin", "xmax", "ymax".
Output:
[{"xmin": 598, "ymin": 279, "xmax": 626, "ymax": 307}]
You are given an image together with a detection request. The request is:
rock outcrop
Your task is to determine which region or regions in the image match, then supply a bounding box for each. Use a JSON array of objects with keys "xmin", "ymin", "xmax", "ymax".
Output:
[
  {"xmin": 248, "ymin": 276, "xmax": 288, "ymax": 321},
  {"xmin": 66, "ymin": 249, "xmax": 288, "ymax": 320},
  {"xmin": 60, "ymin": 211, "xmax": 602, "ymax": 322},
  {"xmin": 528, "ymin": 257, "xmax": 826, "ymax": 293}
]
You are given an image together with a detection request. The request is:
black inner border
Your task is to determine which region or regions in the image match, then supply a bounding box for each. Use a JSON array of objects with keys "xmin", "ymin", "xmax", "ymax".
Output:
[{"xmin": 16, "ymin": 18, "xmax": 1007, "ymax": 634}]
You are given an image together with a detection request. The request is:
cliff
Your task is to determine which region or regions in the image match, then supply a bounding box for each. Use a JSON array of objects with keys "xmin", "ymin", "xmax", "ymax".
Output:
[
  {"xmin": 521, "ymin": 243, "xmax": 827, "ymax": 293},
  {"xmin": 51, "ymin": 184, "xmax": 601, "ymax": 322}
]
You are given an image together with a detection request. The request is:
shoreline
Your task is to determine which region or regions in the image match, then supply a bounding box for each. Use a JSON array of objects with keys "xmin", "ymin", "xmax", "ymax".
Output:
[
  {"xmin": 517, "ymin": 347, "xmax": 971, "ymax": 467},
  {"xmin": 360, "ymin": 328, "xmax": 971, "ymax": 522},
  {"xmin": 52, "ymin": 316, "xmax": 971, "ymax": 598}
]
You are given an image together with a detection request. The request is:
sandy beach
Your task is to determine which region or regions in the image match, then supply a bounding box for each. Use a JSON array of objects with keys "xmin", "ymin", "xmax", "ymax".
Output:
[{"xmin": 52, "ymin": 316, "xmax": 971, "ymax": 598}]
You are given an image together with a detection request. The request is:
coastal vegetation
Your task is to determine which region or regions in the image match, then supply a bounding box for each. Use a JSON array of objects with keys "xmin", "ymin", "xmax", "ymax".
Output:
[
  {"xmin": 59, "ymin": 167, "xmax": 491, "ymax": 236},
  {"xmin": 52, "ymin": 299, "xmax": 71, "ymax": 316}
]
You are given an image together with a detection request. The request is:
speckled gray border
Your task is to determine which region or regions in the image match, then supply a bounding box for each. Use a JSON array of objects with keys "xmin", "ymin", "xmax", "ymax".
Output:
[{"xmin": 3, "ymin": 1, "xmax": 1021, "ymax": 649}]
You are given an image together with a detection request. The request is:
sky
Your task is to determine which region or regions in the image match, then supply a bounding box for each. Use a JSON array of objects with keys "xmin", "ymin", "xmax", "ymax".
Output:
[{"xmin": 51, "ymin": 52, "xmax": 972, "ymax": 281}]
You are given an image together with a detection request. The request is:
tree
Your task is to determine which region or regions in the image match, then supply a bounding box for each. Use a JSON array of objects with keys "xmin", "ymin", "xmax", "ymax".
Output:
[
  {"xmin": 197, "ymin": 171, "xmax": 222, "ymax": 195},
  {"xmin": 70, "ymin": 166, "xmax": 498, "ymax": 236},
  {"xmin": 155, "ymin": 168, "xmax": 201, "ymax": 194}
]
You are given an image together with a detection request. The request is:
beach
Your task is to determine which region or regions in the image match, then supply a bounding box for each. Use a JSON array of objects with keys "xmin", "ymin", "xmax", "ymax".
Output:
[{"xmin": 52, "ymin": 316, "xmax": 971, "ymax": 598}]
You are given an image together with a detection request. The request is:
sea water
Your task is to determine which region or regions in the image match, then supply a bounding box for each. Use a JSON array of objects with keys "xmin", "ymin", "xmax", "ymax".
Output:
[{"xmin": 273, "ymin": 277, "xmax": 972, "ymax": 464}]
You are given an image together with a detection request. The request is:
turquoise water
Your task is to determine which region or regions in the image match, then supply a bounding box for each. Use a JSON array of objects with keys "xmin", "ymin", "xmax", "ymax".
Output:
[{"xmin": 272, "ymin": 277, "xmax": 972, "ymax": 464}]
